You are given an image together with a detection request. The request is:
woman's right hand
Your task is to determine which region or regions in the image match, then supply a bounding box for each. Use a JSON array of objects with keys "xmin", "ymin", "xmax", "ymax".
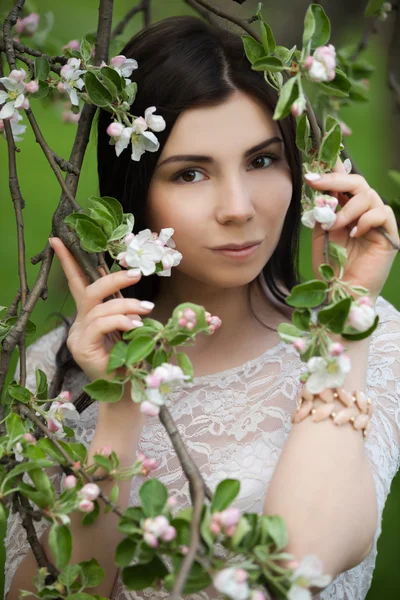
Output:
[{"xmin": 49, "ymin": 237, "xmax": 155, "ymax": 383}]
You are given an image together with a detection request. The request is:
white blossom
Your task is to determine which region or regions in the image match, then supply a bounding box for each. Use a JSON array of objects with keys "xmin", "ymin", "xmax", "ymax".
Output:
[
  {"xmin": 0, "ymin": 110, "xmax": 26, "ymax": 141},
  {"xmin": 110, "ymin": 55, "xmax": 138, "ymax": 85},
  {"xmin": 0, "ymin": 73, "xmax": 27, "ymax": 119},
  {"xmin": 59, "ymin": 58, "xmax": 87, "ymax": 106},
  {"xmin": 305, "ymin": 354, "xmax": 352, "ymax": 394},
  {"xmin": 144, "ymin": 106, "xmax": 166, "ymax": 132},
  {"xmin": 46, "ymin": 400, "xmax": 80, "ymax": 438},
  {"xmin": 213, "ymin": 568, "xmax": 250, "ymax": 600},
  {"xmin": 301, "ymin": 194, "xmax": 338, "ymax": 230},
  {"xmin": 347, "ymin": 302, "xmax": 376, "ymax": 332},
  {"xmin": 125, "ymin": 229, "xmax": 164, "ymax": 275},
  {"xmin": 288, "ymin": 555, "xmax": 332, "ymax": 600},
  {"xmin": 305, "ymin": 45, "xmax": 336, "ymax": 82}
]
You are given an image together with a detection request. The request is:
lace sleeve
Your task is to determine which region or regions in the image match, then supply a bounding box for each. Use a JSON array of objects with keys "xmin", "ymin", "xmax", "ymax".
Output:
[{"xmin": 4, "ymin": 326, "xmax": 72, "ymax": 598}]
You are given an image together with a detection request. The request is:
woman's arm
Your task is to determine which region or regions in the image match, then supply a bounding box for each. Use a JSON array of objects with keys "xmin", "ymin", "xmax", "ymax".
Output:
[
  {"xmin": 263, "ymin": 334, "xmax": 378, "ymax": 584},
  {"xmin": 7, "ymin": 385, "xmax": 146, "ymax": 599}
]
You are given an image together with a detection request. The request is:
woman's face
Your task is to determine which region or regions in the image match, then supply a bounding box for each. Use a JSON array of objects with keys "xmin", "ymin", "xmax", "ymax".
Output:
[{"xmin": 147, "ymin": 90, "xmax": 293, "ymax": 290}]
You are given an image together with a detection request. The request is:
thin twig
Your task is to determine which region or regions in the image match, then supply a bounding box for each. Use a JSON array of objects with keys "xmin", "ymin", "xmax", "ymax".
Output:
[{"xmin": 184, "ymin": 0, "xmax": 259, "ymax": 39}]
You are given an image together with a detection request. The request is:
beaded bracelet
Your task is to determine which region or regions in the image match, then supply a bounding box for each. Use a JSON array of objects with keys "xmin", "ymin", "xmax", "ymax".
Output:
[{"xmin": 292, "ymin": 386, "xmax": 373, "ymax": 439}]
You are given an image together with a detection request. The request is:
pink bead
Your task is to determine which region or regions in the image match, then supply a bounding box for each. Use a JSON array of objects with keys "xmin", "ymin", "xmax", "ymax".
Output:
[
  {"xmin": 293, "ymin": 399, "xmax": 313, "ymax": 423},
  {"xmin": 311, "ymin": 403, "xmax": 335, "ymax": 422},
  {"xmin": 354, "ymin": 414, "xmax": 369, "ymax": 430},
  {"xmin": 318, "ymin": 388, "xmax": 334, "ymax": 403},
  {"xmin": 333, "ymin": 407, "xmax": 359, "ymax": 425},
  {"xmin": 300, "ymin": 387, "xmax": 314, "ymax": 403},
  {"xmin": 337, "ymin": 387, "xmax": 354, "ymax": 408},
  {"xmin": 355, "ymin": 391, "xmax": 368, "ymax": 414}
]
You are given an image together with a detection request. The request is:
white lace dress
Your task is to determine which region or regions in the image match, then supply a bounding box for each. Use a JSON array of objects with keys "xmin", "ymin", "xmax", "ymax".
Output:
[{"xmin": 4, "ymin": 295, "xmax": 400, "ymax": 600}]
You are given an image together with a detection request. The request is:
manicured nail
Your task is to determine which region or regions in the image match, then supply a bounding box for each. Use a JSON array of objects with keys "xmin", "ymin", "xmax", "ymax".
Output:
[
  {"xmin": 350, "ymin": 226, "xmax": 358, "ymax": 238},
  {"xmin": 140, "ymin": 301, "xmax": 155, "ymax": 310},
  {"xmin": 131, "ymin": 320, "xmax": 143, "ymax": 328},
  {"xmin": 304, "ymin": 173, "xmax": 321, "ymax": 181},
  {"xmin": 126, "ymin": 268, "xmax": 141, "ymax": 278},
  {"xmin": 321, "ymin": 223, "xmax": 332, "ymax": 230},
  {"xmin": 48, "ymin": 237, "xmax": 54, "ymax": 248}
]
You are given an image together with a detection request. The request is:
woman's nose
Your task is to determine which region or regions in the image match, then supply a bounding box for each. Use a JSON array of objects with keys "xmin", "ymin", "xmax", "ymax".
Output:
[{"xmin": 215, "ymin": 175, "xmax": 256, "ymax": 223}]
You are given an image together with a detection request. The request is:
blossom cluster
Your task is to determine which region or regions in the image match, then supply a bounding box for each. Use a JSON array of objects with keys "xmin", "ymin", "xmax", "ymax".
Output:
[
  {"xmin": 304, "ymin": 44, "xmax": 336, "ymax": 83},
  {"xmin": 143, "ymin": 515, "xmax": 177, "ymax": 547},
  {"xmin": 141, "ymin": 363, "xmax": 190, "ymax": 417},
  {"xmin": 14, "ymin": 12, "xmax": 40, "ymax": 39},
  {"xmin": 301, "ymin": 193, "xmax": 338, "ymax": 230},
  {"xmin": 210, "ymin": 507, "xmax": 241, "ymax": 537},
  {"xmin": 45, "ymin": 390, "xmax": 80, "ymax": 438},
  {"xmin": 117, "ymin": 228, "xmax": 182, "ymax": 277}
]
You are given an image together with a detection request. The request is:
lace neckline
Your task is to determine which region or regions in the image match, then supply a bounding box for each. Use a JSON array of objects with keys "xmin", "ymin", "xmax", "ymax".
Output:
[{"xmin": 181, "ymin": 338, "xmax": 287, "ymax": 386}]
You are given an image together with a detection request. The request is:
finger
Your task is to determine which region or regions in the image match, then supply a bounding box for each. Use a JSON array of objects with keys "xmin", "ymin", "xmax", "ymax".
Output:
[
  {"xmin": 87, "ymin": 298, "xmax": 154, "ymax": 321},
  {"xmin": 331, "ymin": 156, "xmax": 347, "ymax": 174},
  {"xmin": 326, "ymin": 191, "xmax": 371, "ymax": 231},
  {"xmin": 304, "ymin": 171, "xmax": 371, "ymax": 196},
  {"xmin": 79, "ymin": 314, "xmax": 139, "ymax": 352},
  {"xmin": 50, "ymin": 237, "xmax": 91, "ymax": 300},
  {"xmin": 352, "ymin": 205, "xmax": 399, "ymax": 240},
  {"xmin": 84, "ymin": 268, "xmax": 142, "ymax": 314}
]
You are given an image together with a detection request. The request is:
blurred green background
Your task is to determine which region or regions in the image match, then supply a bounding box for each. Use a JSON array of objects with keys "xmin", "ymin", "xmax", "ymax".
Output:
[{"xmin": 1, "ymin": 0, "xmax": 399, "ymax": 597}]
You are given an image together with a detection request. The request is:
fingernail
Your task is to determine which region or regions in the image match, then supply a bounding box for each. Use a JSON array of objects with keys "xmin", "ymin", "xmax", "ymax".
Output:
[
  {"xmin": 49, "ymin": 237, "xmax": 54, "ymax": 248},
  {"xmin": 131, "ymin": 319, "xmax": 143, "ymax": 328},
  {"xmin": 304, "ymin": 173, "xmax": 321, "ymax": 181},
  {"xmin": 140, "ymin": 301, "xmax": 155, "ymax": 310},
  {"xmin": 126, "ymin": 268, "xmax": 141, "ymax": 278},
  {"xmin": 350, "ymin": 226, "xmax": 358, "ymax": 238},
  {"xmin": 321, "ymin": 223, "xmax": 332, "ymax": 230}
]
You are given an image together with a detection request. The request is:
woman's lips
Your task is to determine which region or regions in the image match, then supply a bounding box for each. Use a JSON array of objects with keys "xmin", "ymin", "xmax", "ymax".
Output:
[{"xmin": 211, "ymin": 242, "xmax": 262, "ymax": 260}]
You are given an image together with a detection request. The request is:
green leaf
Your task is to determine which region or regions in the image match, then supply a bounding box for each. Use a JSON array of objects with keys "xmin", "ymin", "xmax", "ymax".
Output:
[
  {"xmin": 79, "ymin": 558, "xmax": 105, "ymax": 587},
  {"xmin": 319, "ymin": 69, "xmax": 351, "ymax": 97},
  {"xmin": 241, "ymin": 35, "xmax": 265, "ymax": 64},
  {"xmin": 122, "ymin": 81, "xmax": 138, "ymax": 105},
  {"xmin": 296, "ymin": 113, "xmax": 312, "ymax": 154},
  {"xmin": 87, "ymin": 207, "xmax": 116, "ymax": 238},
  {"xmin": 286, "ymin": 280, "xmax": 327, "ymax": 308},
  {"xmin": 2, "ymin": 459, "xmax": 54, "ymax": 488},
  {"xmin": 328, "ymin": 242, "xmax": 348, "ymax": 269},
  {"xmin": 170, "ymin": 558, "xmax": 211, "ymax": 594},
  {"xmin": 76, "ymin": 219, "xmax": 108, "ymax": 253},
  {"xmin": 126, "ymin": 336, "xmax": 156, "ymax": 367},
  {"xmin": 82, "ymin": 500, "xmax": 100, "ymax": 526},
  {"xmin": 176, "ymin": 352, "xmax": 194, "ymax": 380},
  {"xmin": 389, "ymin": 170, "xmax": 400, "ymax": 188},
  {"xmin": 302, "ymin": 4, "xmax": 331, "ymax": 49},
  {"xmin": 17, "ymin": 481, "xmax": 51, "ymax": 509},
  {"xmin": 252, "ymin": 56, "xmax": 285, "ymax": 73},
  {"xmin": 58, "ymin": 564, "xmax": 81, "ymax": 588},
  {"xmin": 37, "ymin": 438, "xmax": 68, "ymax": 464},
  {"xmin": 152, "ymin": 348, "xmax": 168, "ymax": 368},
  {"xmin": 130, "ymin": 378, "xmax": 146, "ymax": 403},
  {"xmin": 139, "ymin": 479, "xmax": 168, "ymax": 517},
  {"xmin": 260, "ymin": 22, "xmax": 276, "ymax": 55},
  {"xmin": 292, "ymin": 308, "xmax": 312, "ymax": 331},
  {"xmin": 49, "ymin": 524, "xmax": 72, "ymax": 569},
  {"xmin": 122, "ymin": 557, "xmax": 168, "ymax": 590},
  {"xmin": 93, "ymin": 455, "xmax": 111, "ymax": 472},
  {"xmin": 274, "ymin": 45, "xmax": 296, "ymax": 64},
  {"xmin": 116, "ymin": 538, "xmax": 137, "ymax": 567},
  {"xmin": 211, "ymin": 479, "xmax": 240, "ymax": 513},
  {"xmin": 88, "ymin": 196, "xmax": 123, "ymax": 227},
  {"xmin": 260, "ymin": 515, "xmax": 288, "ymax": 550},
  {"xmin": 365, "ymin": 0, "xmax": 386, "ymax": 17},
  {"xmin": 106, "ymin": 341, "xmax": 128, "ymax": 374},
  {"xmin": 6, "ymin": 412, "xmax": 25, "ymax": 439},
  {"xmin": 108, "ymin": 223, "xmax": 133, "ymax": 242},
  {"xmin": 7, "ymin": 383, "xmax": 32, "ymax": 403},
  {"xmin": 318, "ymin": 121, "xmax": 341, "ymax": 169},
  {"xmin": 84, "ymin": 71, "xmax": 112, "ymax": 107},
  {"xmin": 348, "ymin": 78, "xmax": 369, "ymax": 103},
  {"xmin": 66, "ymin": 594, "xmax": 94, "ymax": 600},
  {"xmin": 100, "ymin": 66, "xmax": 124, "ymax": 93},
  {"xmin": 83, "ymin": 379, "xmax": 124, "ymax": 403},
  {"xmin": 34, "ymin": 57, "xmax": 50, "ymax": 81},
  {"xmin": 273, "ymin": 76, "xmax": 298, "ymax": 120},
  {"xmin": 105, "ymin": 483, "xmax": 119, "ymax": 513},
  {"xmin": 35, "ymin": 368, "xmax": 48, "ymax": 400},
  {"xmin": 277, "ymin": 322, "xmax": 304, "ymax": 344},
  {"xmin": 29, "ymin": 468, "xmax": 55, "ymax": 504},
  {"xmin": 122, "ymin": 326, "xmax": 157, "ymax": 341},
  {"xmin": 231, "ymin": 516, "xmax": 252, "ymax": 549},
  {"xmin": 342, "ymin": 315, "xmax": 379, "ymax": 341},
  {"xmin": 318, "ymin": 263, "xmax": 335, "ymax": 281},
  {"xmin": 80, "ymin": 39, "xmax": 92, "ymax": 62},
  {"xmin": 317, "ymin": 297, "xmax": 352, "ymax": 333}
]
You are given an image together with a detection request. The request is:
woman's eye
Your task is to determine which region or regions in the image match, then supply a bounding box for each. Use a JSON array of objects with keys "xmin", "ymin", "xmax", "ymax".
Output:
[
  {"xmin": 175, "ymin": 169, "xmax": 205, "ymax": 183},
  {"xmin": 248, "ymin": 154, "xmax": 276, "ymax": 170}
]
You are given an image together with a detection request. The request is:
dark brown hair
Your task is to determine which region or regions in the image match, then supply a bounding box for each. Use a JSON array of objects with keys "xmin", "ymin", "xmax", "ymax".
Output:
[{"xmin": 49, "ymin": 15, "xmax": 302, "ymax": 410}]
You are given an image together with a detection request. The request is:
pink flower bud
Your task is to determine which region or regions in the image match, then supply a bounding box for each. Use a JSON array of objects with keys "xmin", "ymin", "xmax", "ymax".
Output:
[
  {"xmin": 293, "ymin": 338, "xmax": 306, "ymax": 352},
  {"xmin": 59, "ymin": 390, "xmax": 72, "ymax": 402},
  {"xmin": 144, "ymin": 532, "xmax": 158, "ymax": 548},
  {"xmin": 329, "ymin": 342, "xmax": 344, "ymax": 356},
  {"xmin": 219, "ymin": 507, "xmax": 241, "ymax": 528},
  {"xmin": 64, "ymin": 474, "xmax": 77, "ymax": 489},
  {"xmin": 181, "ymin": 545, "xmax": 189, "ymax": 555},
  {"xmin": 210, "ymin": 521, "xmax": 221, "ymax": 535},
  {"xmin": 140, "ymin": 401, "xmax": 160, "ymax": 417},
  {"xmin": 161, "ymin": 526, "xmax": 177, "ymax": 542},
  {"xmin": 63, "ymin": 39, "xmax": 81, "ymax": 51},
  {"xmin": 24, "ymin": 80, "xmax": 39, "ymax": 94},
  {"xmin": 167, "ymin": 497, "xmax": 177, "ymax": 509},
  {"xmin": 358, "ymin": 295, "xmax": 373, "ymax": 307},
  {"xmin": 23, "ymin": 432, "xmax": 36, "ymax": 444},
  {"xmin": 208, "ymin": 325, "xmax": 216, "ymax": 334},
  {"xmin": 325, "ymin": 197, "xmax": 338, "ymax": 210},
  {"xmin": 79, "ymin": 499, "xmax": 94, "ymax": 513},
  {"xmin": 235, "ymin": 569, "xmax": 248, "ymax": 583},
  {"xmin": 80, "ymin": 483, "xmax": 100, "ymax": 501},
  {"xmin": 99, "ymin": 445, "xmax": 112, "ymax": 457},
  {"xmin": 116, "ymin": 251, "xmax": 128, "ymax": 268},
  {"xmin": 57, "ymin": 81, "xmax": 66, "ymax": 93},
  {"xmin": 73, "ymin": 461, "xmax": 81, "ymax": 470},
  {"xmin": 183, "ymin": 308, "xmax": 196, "ymax": 320},
  {"xmin": 9, "ymin": 69, "xmax": 27, "ymax": 83},
  {"xmin": 224, "ymin": 524, "xmax": 237, "ymax": 537},
  {"xmin": 304, "ymin": 56, "xmax": 314, "ymax": 69},
  {"xmin": 107, "ymin": 122, "xmax": 124, "ymax": 137},
  {"xmin": 178, "ymin": 318, "xmax": 188, "ymax": 327},
  {"xmin": 210, "ymin": 316, "xmax": 222, "ymax": 330},
  {"xmin": 15, "ymin": 18, "xmax": 25, "ymax": 35},
  {"xmin": 124, "ymin": 233, "xmax": 135, "ymax": 246},
  {"xmin": 19, "ymin": 97, "xmax": 30, "ymax": 110},
  {"xmin": 186, "ymin": 322, "xmax": 195, "ymax": 331},
  {"xmin": 110, "ymin": 55, "xmax": 126, "ymax": 68},
  {"xmin": 314, "ymin": 196, "xmax": 325, "ymax": 207},
  {"xmin": 145, "ymin": 373, "xmax": 163, "ymax": 389},
  {"xmin": 48, "ymin": 418, "xmax": 61, "ymax": 433}
]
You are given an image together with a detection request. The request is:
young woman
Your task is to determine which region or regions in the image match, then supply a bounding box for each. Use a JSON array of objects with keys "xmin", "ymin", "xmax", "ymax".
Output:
[{"xmin": 5, "ymin": 15, "xmax": 400, "ymax": 600}]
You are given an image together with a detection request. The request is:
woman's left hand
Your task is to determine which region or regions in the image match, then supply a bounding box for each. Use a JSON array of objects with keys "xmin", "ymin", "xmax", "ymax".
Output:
[{"xmin": 308, "ymin": 157, "xmax": 399, "ymax": 301}]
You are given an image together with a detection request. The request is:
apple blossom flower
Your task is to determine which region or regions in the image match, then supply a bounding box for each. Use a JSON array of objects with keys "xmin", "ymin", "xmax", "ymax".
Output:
[
  {"xmin": 304, "ymin": 44, "xmax": 336, "ymax": 82},
  {"xmin": 59, "ymin": 390, "xmax": 72, "ymax": 402},
  {"xmin": 329, "ymin": 342, "xmax": 344, "ymax": 356},
  {"xmin": 99, "ymin": 444, "xmax": 113, "ymax": 457},
  {"xmin": 130, "ymin": 121, "xmax": 160, "ymax": 161},
  {"xmin": 213, "ymin": 567, "xmax": 250, "ymax": 600},
  {"xmin": 141, "ymin": 364, "xmax": 189, "ymax": 416},
  {"xmin": 110, "ymin": 55, "xmax": 138, "ymax": 85},
  {"xmin": 24, "ymin": 80, "xmax": 39, "ymax": 94},
  {"xmin": 343, "ymin": 158, "xmax": 352, "ymax": 174},
  {"xmin": 137, "ymin": 452, "xmax": 160, "ymax": 476},
  {"xmin": 59, "ymin": 58, "xmax": 87, "ymax": 106},
  {"xmin": 62, "ymin": 39, "xmax": 81, "ymax": 52},
  {"xmin": 79, "ymin": 499, "xmax": 94, "ymax": 513},
  {"xmin": 205, "ymin": 311, "xmax": 222, "ymax": 334},
  {"xmin": 140, "ymin": 399, "xmax": 162, "ymax": 417},
  {"xmin": 293, "ymin": 338, "xmax": 307, "ymax": 353},
  {"xmin": 46, "ymin": 400, "xmax": 80, "ymax": 438},
  {"xmin": 346, "ymin": 297, "xmax": 376, "ymax": 332},
  {"xmin": 288, "ymin": 555, "xmax": 332, "ymax": 600},
  {"xmin": 23, "ymin": 433, "xmax": 36, "ymax": 444},
  {"xmin": 144, "ymin": 532, "xmax": 158, "ymax": 547},
  {"xmin": 144, "ymin": 106, "xmax": 166, "ymax": 132},
  {"xmin": 301, "ymin": 194, "xmax": 338, "ymax": 230},
  {"xmin": 124, "ymin": 229, "xmax": 164, "ymax": 275},
  {"xmin": 143, "ymin": 516, "xmax": 177, "ymax": 545},
  {"xmin": 64, "ymin": 475, "xmax": 78, "ymax": 489},
  {"xmin": 0, "ymin": 110, "xmax": 27, "ymax": 142},
  {"xmin": 80, "ymin": 483, "xmax": 101, "ymax": 501},
  {"xmin": 305, "ymin": 354, "xmax": 352, "ymax": 394},
  {"xmin": 167, "ymin": 496, "xmax": 178, "ymax": 509},
  {"xmin": 15, "ymin": 13, "xmax": 40, "ymax": 36},
  {"xmin": 291, "ymin": 95, "xmax": 307, "ymax": 118},
  {"xmin": 0, "ymin": 71, "xmax": 28, "ymax": 119}
]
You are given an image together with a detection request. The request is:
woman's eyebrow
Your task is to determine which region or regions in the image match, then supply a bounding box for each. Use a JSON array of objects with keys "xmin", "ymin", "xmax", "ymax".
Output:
[{"xmin": 156, "ymin": 136, "xmax": 284, "ymax": 169}]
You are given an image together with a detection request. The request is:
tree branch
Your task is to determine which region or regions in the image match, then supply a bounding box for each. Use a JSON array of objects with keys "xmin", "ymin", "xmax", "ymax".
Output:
[
  {"xmin": 184, "ymin": 0, "xmax": 259, "ymax": 39},
  {"xmin": 112, "ymin": 0, "xmax": 152, "ymax": 37}
]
